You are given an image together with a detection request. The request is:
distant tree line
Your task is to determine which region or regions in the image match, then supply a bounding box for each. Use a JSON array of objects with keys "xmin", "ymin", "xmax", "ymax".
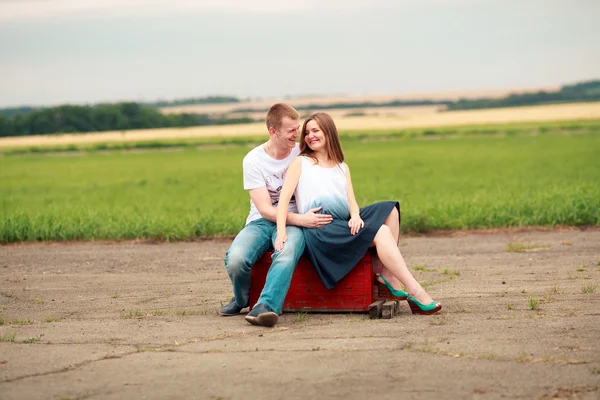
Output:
[
  {"xmin": 446, "ymin": 80, "xmax": 600, "ymax": 110},
  {"xmin": 0, "ymin": 103, "xmax": 253, "ymax": 137},
  {"xmin": 232, "ymin": 99, "xmax": 445, "ymax": 114},
  {"xmin": 0, "ymin": 106, "xmax": 36, "ymax": 118},
  {"xmin": 144, "ymin": 95, "xmax": 241, "ymax": 108},
  {"xmin": 1, "ymin": 80, "xmax": 598, "ymax": 137},
  {"xmin": 0, "ymin": 96, "xmax": 241, "ymax": 118},
  {"xmin": 230, "ymin": 80, "xmax": 600, "ymax": 113}
]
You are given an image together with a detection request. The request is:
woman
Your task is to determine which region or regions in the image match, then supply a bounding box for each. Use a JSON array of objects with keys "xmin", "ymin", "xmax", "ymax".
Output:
[{"xmin": 275, "ymin": 112, "xmax": 441, "ymax": 315}]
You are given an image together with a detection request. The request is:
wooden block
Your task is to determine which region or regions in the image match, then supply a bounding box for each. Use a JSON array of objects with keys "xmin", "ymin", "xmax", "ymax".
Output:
[
  {"xmin": 382, "ymin": 301, "xmax": 396, "ymax": 319},
  {"xmin": 368, "ymin": 300, "xmax": 385, "ymax": 319}
]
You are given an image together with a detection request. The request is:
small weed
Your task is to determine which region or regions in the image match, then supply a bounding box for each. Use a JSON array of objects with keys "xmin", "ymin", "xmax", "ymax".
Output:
[
  {"xmin": 451, "ymin": 307, "xmax": 470, "ymax": 313},
  {"xmin": 529, "ymin": 297, "xmax": 539, "ymax": 310},
  {"xmin": 500, "ymin": 291, "xmax": 506, "ymax": 297},
  {"xmin": 294, "ymin": 311, "xmax": 309, "ymax": 323},
  {"xmin": 430, "ymin": 318, "xmax": 446, "ymax": 326},
  {"xmin": 345, "ymin": 312, "xmax": 364, "ymax": 323},
  {"xmin": 312, "ymin": 346, "xmax": 320, "ymax": 351},
  {"xmin": 111, "ymin": 293, "xmax": 120, "ymax": 299},
  {"xmin": 591, "ymin": 366, "xmax": 600, "ymax": 375},
  {"xmin": 151, "ymin": 310, "xmax": 166, "ymax": 316},
  {"xmin": 581, "ymin": 284, "xmax": 597, "ymax": 294},
  {"xmin": 542, "ymin": 286, "xmax": 558, "ymax": 303},
  {"xmin": 0, "ymin": 316, "xmax": 4, "ymax": 325},
  {"xmin": 507, "ymin": 242, "xmax": 546, "ymax": 253},
  {"xmin": 560, "ymin": 241, "xmax": 573, "ymax": 246},
  {"xmin": 413, "ymin": 265, "xmax": 437, "ymax": 273},
  {"xmin": 507, "ymin": 304, "xmax": 513, "ymax": 310},
  {"xmin": 174, "ymin": 310, "xmax": 202, "ymax": 316},
  {"xmin": 9, "ymin": 319, "xmax": 33, "ymax": 325},
  {"xmin": 0, "ymin": 332, "xmax": 16, "ymax": 342},
  {"xmin": 22, "ymin": 335, "xmax": 43, "ymax": 344},
  {"xmin": 521, "ymin": 289, "xmax": 527, "ymax": 294},
  {"xmin": 441, "ymin": 269, "xmax": 460, "ymax": 276},
  {"xmin": 577, "ymin": 267, "xmax": 586, "ymax": 272},
  {"xmin": 137, "ymin": 346, "xmax": 161, "ymax": 353},
  {"xmin": 31, "ymin": 297, "xmax": 45, "ymax": 304},
  {"xmin": 120, "ymin": 310, "xmax": 145, "ymax": 319},
  {"xmin": 402, "ymin": 343, "xmax": 413, "ymax": 350},
  {"xmin": 515, "ymin": 351, "xmax": 530, "ymax": 362},
  {"xmin": 420, "ymin": 276, "xmax": 456, "ymax": 289},
  {"xmin": 44, "ymin": 317, "xmax": 61, "ymax": 323},
  {"xmin": 137, "ymin": 296, "xmax": 160, "ymax": 304},
  {"xmin": 57, "ymin": 395, "xmax": 90, "ymax": 400}
]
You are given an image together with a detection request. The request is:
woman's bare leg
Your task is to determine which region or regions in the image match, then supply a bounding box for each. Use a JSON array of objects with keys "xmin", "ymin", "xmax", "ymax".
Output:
[
  {"xmin": 373, "ymin": 207, "xmax": 403, "ymax": 289},
  {"xmin": 373, "ymin": 224, "xmax": 439, "ymax": 306}
]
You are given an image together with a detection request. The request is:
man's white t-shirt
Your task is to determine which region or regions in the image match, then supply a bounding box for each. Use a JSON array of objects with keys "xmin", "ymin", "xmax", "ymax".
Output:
[{"xmin": 243, "ymin": 143, "xmax": 301, "ymax": 225}]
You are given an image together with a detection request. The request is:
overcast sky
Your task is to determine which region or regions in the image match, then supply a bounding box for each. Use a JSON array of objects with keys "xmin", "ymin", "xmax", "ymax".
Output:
[{"xmin": 0, "ymin": 0, "xmax": 598, "ymax": 107}]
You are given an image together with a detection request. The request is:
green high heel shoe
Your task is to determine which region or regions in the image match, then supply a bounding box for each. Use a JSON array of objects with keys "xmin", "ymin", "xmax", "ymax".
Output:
[
  {"xmin": 406, "ymin": 294, "xmax": 442, "ymax": 315},
  {"xmin": 377, "ymin": 274, "xmax": 408, "ymax": 300}
]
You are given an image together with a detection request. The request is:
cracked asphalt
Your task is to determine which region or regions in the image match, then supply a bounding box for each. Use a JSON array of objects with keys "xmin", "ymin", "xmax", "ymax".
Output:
[{"xmin": 1, "ymin": 230, "xmax": 599, "ymax": 399}]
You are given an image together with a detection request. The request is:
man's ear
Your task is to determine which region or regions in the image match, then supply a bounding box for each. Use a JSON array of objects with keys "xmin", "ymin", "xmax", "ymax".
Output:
[{"xmin": 268, "ymin": 127, "xmax": 277, "ymax": 137}]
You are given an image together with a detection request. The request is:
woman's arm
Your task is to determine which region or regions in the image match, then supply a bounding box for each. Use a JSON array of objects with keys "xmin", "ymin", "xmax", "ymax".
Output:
[
  {"xmin": 275, "ymin": 157, "xmax": 302, "ymax": 251},
  {"xmin": 345, "ymin": 163, "xmax": 364, "ymax": 235}
]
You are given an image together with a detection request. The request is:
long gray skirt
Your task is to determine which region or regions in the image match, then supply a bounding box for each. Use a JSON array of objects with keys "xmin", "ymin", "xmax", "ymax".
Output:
[{"xmin": 303, "ymin": 201, "xmax": 400, "ymax": 289}]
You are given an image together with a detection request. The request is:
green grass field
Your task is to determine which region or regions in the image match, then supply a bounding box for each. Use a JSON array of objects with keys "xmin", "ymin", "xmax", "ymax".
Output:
[{"xmin": 1, "ymin": 130, "xmax": 599, "ymax": 243}]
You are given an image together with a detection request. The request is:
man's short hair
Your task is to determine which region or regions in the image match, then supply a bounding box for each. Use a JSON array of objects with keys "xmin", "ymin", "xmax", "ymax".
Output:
[{"xmin": 266, "ymin": 103, "xmax": 299, "ymax": 131}]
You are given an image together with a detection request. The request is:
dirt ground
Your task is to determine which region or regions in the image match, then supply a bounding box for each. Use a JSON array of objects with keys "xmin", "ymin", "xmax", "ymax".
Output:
[{"xmin": 1, "ymin": 230, "xmax": 599, "ymax": 400}]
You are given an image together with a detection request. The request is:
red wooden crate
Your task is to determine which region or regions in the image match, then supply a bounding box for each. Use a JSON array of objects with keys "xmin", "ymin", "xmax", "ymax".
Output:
[{"xmin": 249, "ymin": 251, "xmax": 375, "ymax": 312}]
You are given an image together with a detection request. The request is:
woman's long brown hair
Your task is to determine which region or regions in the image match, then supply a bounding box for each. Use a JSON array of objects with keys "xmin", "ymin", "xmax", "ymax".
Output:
[{"xmin": 300, "ymin": 112, "xmax": 345, "ymax": 165}]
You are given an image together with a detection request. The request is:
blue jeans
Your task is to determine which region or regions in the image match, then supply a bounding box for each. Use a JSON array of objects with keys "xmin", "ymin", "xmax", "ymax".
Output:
[{"xmin": 224, "ymin": 218, "xmax": 305, "ymax": 315}]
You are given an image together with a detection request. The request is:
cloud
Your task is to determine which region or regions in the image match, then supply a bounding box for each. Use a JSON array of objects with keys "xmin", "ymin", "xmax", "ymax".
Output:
[
  {"xmin": 0, "ymin": 0, "xmax": 377, "ymax": 20},
  {"xmin": 0, "ymin": 0, "xmax": 482, "ymax": 21}
]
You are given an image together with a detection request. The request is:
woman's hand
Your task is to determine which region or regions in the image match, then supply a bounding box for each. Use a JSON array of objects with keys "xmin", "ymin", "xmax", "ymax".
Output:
[
  {"xmin": 275, "ymin": 231, "xmax": 288, "ymax": 252},
  {"xmin": 348, "ymin": 215, "xmax": 364, "ymax": 235}
]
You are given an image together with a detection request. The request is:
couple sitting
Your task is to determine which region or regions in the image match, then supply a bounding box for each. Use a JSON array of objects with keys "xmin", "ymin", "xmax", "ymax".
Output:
[{"xmin": 220, "ymin": 103, "xmax": 441, "ymax": 327}]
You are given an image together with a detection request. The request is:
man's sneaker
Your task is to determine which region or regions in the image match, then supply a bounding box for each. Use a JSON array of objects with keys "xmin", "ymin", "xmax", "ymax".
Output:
[
  {"xmin": 244, "ymin": 303, "xmax": 279, "ymax": 327},
  {"xmin": 219, "ymin": 298, "xmax": 247, "ymax": 316}
]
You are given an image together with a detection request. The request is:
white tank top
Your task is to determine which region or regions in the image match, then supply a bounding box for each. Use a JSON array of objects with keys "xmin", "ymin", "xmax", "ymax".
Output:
[{"xmin": 295, "ymin": 156, "xmax": 350, "ymax": 220}]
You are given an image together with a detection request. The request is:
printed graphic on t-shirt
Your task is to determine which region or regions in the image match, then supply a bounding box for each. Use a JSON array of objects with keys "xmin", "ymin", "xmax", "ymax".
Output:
[{"xmin": 265, "ymin": 170, "xmax": 296, "ymax": 207}]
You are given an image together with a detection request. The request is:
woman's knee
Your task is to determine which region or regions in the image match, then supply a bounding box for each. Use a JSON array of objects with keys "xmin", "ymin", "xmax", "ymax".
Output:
[
  {"xmin": 375, "ymin": 224, "xmax": 392, "ymax": 242},
  {"xmin": 388, "ymin": 206, "xmax": 399, "ymax": 221}
]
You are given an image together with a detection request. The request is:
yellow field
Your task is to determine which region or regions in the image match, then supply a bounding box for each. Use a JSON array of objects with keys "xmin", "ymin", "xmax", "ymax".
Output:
[{"xmin": 1, "ymin": 101, "xmax": 599, "ymax": 149}]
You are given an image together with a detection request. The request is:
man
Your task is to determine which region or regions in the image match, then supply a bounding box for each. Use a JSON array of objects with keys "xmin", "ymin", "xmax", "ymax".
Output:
[{"xmin": 220, "ymin": 103, "xmax": 333, "ymax": 327}]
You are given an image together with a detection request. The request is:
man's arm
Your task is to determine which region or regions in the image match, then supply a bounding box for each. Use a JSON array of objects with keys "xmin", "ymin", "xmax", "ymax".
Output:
[{"xmin": 249, "ymin": 188, "xmax": 332, "ymax": 228}]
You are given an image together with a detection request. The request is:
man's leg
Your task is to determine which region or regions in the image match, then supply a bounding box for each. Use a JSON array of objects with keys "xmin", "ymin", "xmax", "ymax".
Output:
[
  {"xmin": 245, "ymin": 226, "xmax": 305, "ymax": 326},
  {"xmin": 221, "ymin": 219, "xmax": 272, "ymax": 315}
]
